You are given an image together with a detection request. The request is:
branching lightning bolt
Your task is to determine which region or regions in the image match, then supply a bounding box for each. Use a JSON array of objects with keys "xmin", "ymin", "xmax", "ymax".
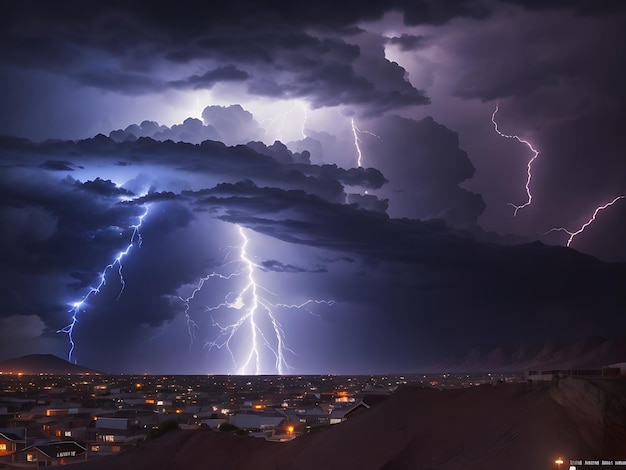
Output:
[
  {"xmin": 351, "ymin": 118, "xmax": 382, "ymax": 168},
  {"xmin": 183, "ymin": 225, "xmax": 335, "ymax": 375},
  {"xmin": 351, "ymin": 118, "xmax": 364, "ymax": 168},
  {"xmin": 58, "ymin": 205, "xmax": 149, "ymax": 362},
  {"xmin": 491, "ymin": 104, "xmax": 540, "ymax": 216},
  {"xmin": 543, "ymin": 196, "xmax": 625, "ymax": 247},
  {"xmin": 178, "ymin": 269, "xmax": 239, "ymax": 348}
]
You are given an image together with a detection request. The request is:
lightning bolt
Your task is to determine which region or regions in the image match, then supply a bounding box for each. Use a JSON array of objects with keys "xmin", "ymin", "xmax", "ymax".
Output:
[
  {"xmin": 491, "ymin": 104, "xmax": 540, "ymax": 216},
  {"xmin": 58, "ymin": 205, "xmax": 149, "ymax": 362},
  {"xmin": 351, "ymin": 118, "xmax": 364, "ymax": 168},
  {"xmin": 178, "ymin": 268, "xmax": 239, "ymax": 348},
  {"xmin": 543, "ymin": 195, "xmax": 625, "ymax": 247},
  {"xmin": 351, "ymin": 118, "xmax": 382, "ymax": 168},
  {"xmin": 183, "ymin": 224, "xmax": 335, "ymax": 375}
]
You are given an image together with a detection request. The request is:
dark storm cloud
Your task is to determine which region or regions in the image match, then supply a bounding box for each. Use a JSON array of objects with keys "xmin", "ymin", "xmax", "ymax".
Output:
[
  {"xmin": 365, "ymin": 115, "xmax": 485, "ymax": 226},
  {"xmin": 0, "ymin": 0, "xmax": 470, "ymax": 116},
  {"xmin": 39, "ymin": 160, "xmax": 79, "ymax": 171},
  {"xmin": 166, "ymin": 33, "xmax": 360, "ymax": 68},
  {"xmin": 1, "ymin": 126, "xmax": 625, "ymax": 371},
  {"xmin": 188, "ymin": 181, "xmax": 478, "ymax": 264},
  {"xmin": 169, "ymin": 65, "xmax": 249, "ymax": 90},
  {"xmin": 185, "ymin": 180, "xmax": 626, "ymax": 337},
  {"xmin": 111, "ymin": 109, "xmax": 479, "ymax": 225},
  {"xmin": 410, "ymin": 3, "xmax": 626, "ymax": 260},
  {"xmin": 253, "ymin": 61, "xmax": 429, "ymax": 116},
  {"xmin": 74, "ymin": 70, "xmax": 164, "ymax": 94},
  {"xmin": 0, "ymin": 161, "xmax": 200, "ymax": 363},
  {"xmin": 345, "ymin": 193, "xmax": 389, "ymax": 213},
  {"xmin": 1, "ymin": 0, "xmax": 625, "ymax": 372},
  {"xmin": 260, "ymin": 260, "xmax": 327, "ymax": 274},
  {"xmin": 0, "ymin": 133, "xmax": 384, "ymax": 204},
  {"xmin": 80, "ymin": 178, "xmax": 134, "ymax": 197},
  {"xmin": 502, "ymin": 0, "xmax": 626, "ymax": 16}
]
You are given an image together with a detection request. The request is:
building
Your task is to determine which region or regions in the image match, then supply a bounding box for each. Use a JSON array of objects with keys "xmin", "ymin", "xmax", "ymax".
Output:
[
  {"xmin": 0, "ymin": 430, "xmax": 25, "ymax": 456},
  {"xmin": 603, "ymin": 362, "xmax": 626, "ymax": 377},
  {"xmin": 12, "ymin": 441, "xmax": 87, "ymax": 466}
]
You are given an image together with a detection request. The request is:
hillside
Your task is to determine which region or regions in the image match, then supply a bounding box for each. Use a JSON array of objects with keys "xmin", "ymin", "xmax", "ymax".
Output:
[
  {"xmin": 432, "ymin": 336, "xmax": 626, "ymax": 372},
  {"xmin": 0, "ymin": 354, "xmax": 99, "ymax": 375},
  {"xmin": 70, "ymin": 378, "xmax": 626, "ymax": 470}
]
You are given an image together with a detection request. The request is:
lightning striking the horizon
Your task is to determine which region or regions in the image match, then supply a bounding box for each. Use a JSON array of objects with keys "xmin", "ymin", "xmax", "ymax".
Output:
[
  {"xmin": 491, "ymin": 104, "xmax": 540, "ymax": 216},
  {"xmin": 182, "ymin": 224, "xmax": 335, "ymax": 375},
  {"xmin": 543, "ymin": 196, "xmax": 625, "ymax": 247},
  {"xmin": 58, "ymin": 205, "xmax": 149, "ymax": 362}
]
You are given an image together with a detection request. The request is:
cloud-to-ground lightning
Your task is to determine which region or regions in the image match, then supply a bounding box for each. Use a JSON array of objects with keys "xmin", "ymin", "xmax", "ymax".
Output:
[
  {"xmin": 543, "ymin": 195, "xmax": 625, "ymax": 247},
  {"xmin": 183, "ymin": 224, "xmax": 335, "ymax": 375},
  {"xmin": 58, "ymin": 205, "xmax": 149, "ymax": 362},
  {"xmin": 351, "ymin": 118, "xmax": 383, "ymax": 168},
  {"xmin": 350, "ymin": 118, "xmax": 383, "ymax": 196},
  {"xmin": 491, "ymin": 104, "xmax": 540, "ymax": 216},
  {"xmin": 351, "ymin": 118, "xmax": 364, "ymax": 168}
]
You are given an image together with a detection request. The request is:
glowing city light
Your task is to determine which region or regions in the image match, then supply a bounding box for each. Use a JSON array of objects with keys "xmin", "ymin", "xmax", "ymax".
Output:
[
  {"xmin": 58, "ymin": 205, "xmax": 149, "ymax": 363},
  {"xmin": 544, "ymin": 195, "xmax": 625, "ymax": 247},
  {"xmin": 491, "ymin": 104, "xmax": 540, "ymax": 216}
]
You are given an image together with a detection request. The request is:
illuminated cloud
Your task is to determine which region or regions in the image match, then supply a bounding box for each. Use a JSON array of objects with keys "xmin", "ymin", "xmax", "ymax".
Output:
[{"xmin": 0, "ymin": 0, "xmax": 625, "ymax": 373}]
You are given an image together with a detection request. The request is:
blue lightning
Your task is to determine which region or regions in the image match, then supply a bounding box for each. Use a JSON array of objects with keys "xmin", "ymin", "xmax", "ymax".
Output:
[
  {"xmin": 178, "ymin": 268, "xmax": 240, "ymax": 348},
  {"xmin": 183, "ymin": 224, "xmax": 335, "ymax": 375},
  {"xmin": 58, "ymin": 205, "xmax": 149, "ymax": 362},
  {"xmin": 491, "ymin": 104, "xmax": 540, "ymax": 216}
]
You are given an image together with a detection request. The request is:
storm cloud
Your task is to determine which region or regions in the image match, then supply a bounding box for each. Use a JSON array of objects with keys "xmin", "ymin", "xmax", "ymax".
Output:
[{"xmin": 0, "ymin": 0, "xmax": 624, "ymax": 373}]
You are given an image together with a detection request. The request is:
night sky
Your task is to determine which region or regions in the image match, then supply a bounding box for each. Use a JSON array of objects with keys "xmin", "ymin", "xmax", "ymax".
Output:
[{"xmin": 1, "ymin": 0, "xmax": 625, "ymax": 374}]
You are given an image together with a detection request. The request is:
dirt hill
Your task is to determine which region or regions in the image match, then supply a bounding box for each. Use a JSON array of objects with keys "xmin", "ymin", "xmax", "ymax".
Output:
[
  {"xmin": 433, "ymin": 336, "xmax": 626, "ymax": 372},
  {"xmin": 0, "ymin": 354, "xmax": 99, "ymax": 375},
  {"xmin": 70, "ymin": 378, "xmax": 626, "ymax": 470}
]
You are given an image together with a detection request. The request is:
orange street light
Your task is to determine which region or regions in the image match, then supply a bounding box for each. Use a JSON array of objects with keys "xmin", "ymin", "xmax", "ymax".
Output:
[{"xmin": 555, "ymin": 457, "xmax": 564, "ymax": 468}]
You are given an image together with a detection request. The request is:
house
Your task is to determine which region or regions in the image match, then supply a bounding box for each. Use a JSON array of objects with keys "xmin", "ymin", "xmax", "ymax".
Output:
[
  {"xmin": 329, "ymin": 401, "xmax": 370, "ymax": 424},
  {"xmin": 229, "ymin": 410, "xmax": 286, "ymax": 430},
  {"xmin": 281, "ymin": 401, "xmax": 370, "ymax": 427},
  {"xmin": 0, "ymin": 430, "xmax": 25, "ymax": 456},
  {"xmin": 12, "ymin": 441, "xmax": 86, "ymax": 466},
  {"xmin": 603, "ymin": 362, "xmax": 626, "ymax": 377}
]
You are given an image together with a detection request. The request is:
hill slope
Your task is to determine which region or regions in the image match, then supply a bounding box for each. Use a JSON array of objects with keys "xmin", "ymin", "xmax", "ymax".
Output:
[
  {"xmin": 433, "ymin": 336, "xmax": 626, "ymax": 372},
  {"xmin": 70, "ymin": 379, "xmax": 626, "ymax": 470},
  {"xmin": 0, "ymin": 354, "xmax": 99, "ymax": 374}
]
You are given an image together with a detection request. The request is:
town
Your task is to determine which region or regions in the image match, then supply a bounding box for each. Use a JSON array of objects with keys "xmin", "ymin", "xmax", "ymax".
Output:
[{"xmin": 0, "ymin": 372, "xmax": 518, "ymax": 466}]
